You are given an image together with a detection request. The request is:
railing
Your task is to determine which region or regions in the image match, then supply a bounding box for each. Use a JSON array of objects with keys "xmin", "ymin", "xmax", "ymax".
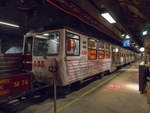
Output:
[{"xmin": 0, "ymin": 54, "xmax": 23, "ymax": 75}]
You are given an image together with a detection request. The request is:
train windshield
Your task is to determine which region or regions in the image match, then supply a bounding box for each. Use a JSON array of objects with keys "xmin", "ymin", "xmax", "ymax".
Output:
[{"xmin": 33, "ymin": 32, "xmax": 60, "ymax": 56}]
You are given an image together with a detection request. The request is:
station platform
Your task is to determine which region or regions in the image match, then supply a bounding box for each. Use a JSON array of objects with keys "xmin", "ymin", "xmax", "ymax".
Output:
[{"xmin": 17, "ymin": 62, "xmax": 150, "ymax": 113}]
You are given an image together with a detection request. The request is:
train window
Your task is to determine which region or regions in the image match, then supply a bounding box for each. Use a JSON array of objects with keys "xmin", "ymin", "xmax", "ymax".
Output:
[
  {"xmin": 66, "ymin": 32, "xmax": 80, "ymax": 56},
  {"xmin": 105, "ymin": 44, "xmax": 110, "ymax": 59},
  {"xmin": 88, "ymin": 39, "xmax": 97, "ymax": 60},
  {"xmin": 33, "ymin": 32, "xmax": 60, "ymax": 56},
  {"xmin": 88, "ymin": 39, "xmax": 97, "ymax": 49},
  {"xmin": 88, "ymin": 50, "xmax": 96, "ymax": 60},
  {"xmin": 97, "ymin": 51, "xmax": 105, "ymax": 59},
  {"xmin": 97, "ymin": 41, "xmax": 105, "ymax": 59}
]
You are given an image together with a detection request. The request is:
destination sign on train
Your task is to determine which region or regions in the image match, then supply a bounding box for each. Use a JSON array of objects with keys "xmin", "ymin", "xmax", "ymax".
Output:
[{"xmin": 123, "ymin": 40, "xmax": 130, "ymax": 47}]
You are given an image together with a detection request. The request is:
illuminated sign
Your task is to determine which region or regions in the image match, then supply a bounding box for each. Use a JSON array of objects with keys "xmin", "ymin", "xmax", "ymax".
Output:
[
  {"xmin": 142, "ymin": 30, "xmax": 148, "ymax": 36},
  {"xmin": 123, "ymin": 40, "xmax": 130, "ymax": 47}
]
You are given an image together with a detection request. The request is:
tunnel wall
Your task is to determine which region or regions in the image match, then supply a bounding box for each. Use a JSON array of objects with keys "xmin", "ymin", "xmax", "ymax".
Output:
[{"xmin": 1, "ymin": 35, "xmax": 23, "ymax": 53}]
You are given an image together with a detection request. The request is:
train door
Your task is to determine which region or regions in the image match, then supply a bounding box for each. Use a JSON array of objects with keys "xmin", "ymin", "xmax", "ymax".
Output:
[
  {"xmin": 24, "ymin": 31, "xmax": 61, "ymax": 84},
  {"xmin": 120, "ymin": 49, "xmax": 124, "ymax": 65},
  {"xmin": 111, "ymin": 46, "xmax": 118, "ymax": 71},
  {"xmin": 97, "ymin": 41, "xmax": 105, "ymax": 73},
  {"xmin": 34, "ymin": 32, "xmax": 60, "ymax": 83},
  {"xmin": 126, "ymin": 51, "xmax": 128, "ymax": 64},
  {"xmin": 88, "ymin": 38, "xmax": 98, "ymax": 74},
  {"xmin": 105, "ymin": 43, "xmax": 111, "ymax": 71},
  {"xmin": 23, "ymin": 37, "xmax": 33, "ymax": 72},
  {"xmin": 65, "ymin": 31, "xmax": 81, "ymax": 83},
  {"xmin": 116, "ymin": 47, "xmax": 121, "ymax": 67}
]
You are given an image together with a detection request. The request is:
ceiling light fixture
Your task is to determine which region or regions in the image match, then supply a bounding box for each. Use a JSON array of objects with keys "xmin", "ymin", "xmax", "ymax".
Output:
[
  {"xmin": 135, "ymin": 46, "xmax": 138, "ymax": 48},
  {"xmin": 101, "ymin": 13, "xmax": 116, "ymax": 24},
  {"xmin": 115, "ymin": 48, "xmax": 119, "ymax": 52},
  {"xmin": 36, "ymin": 35, "xmax": 48, "ymax": 39},
  {"xmin": 43, "ymin": 33, "xmax": 49, "ymax": 36},
  {"xmin": 0, "ymin": 21, "xmax": 19, "ymax": 28},
  {"xmin": 121, "ymin": 34, "xmax": 125, "ymax": 37},
  {"xmin": 125, "ymin": 35, "xmax": 130, "ymax": 39},
  {"xmin": 142, "ymin": 30, "xmax": 148, "ymax": 36},
  {"xmin": 140, "ymin": 47, "xmax": 145, "ymax": 52}
]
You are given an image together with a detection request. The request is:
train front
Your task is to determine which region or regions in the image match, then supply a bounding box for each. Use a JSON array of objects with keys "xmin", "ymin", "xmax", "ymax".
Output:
[{"xmin": 23, "ymin": 31, "xmax": 62, "ymax": 85}]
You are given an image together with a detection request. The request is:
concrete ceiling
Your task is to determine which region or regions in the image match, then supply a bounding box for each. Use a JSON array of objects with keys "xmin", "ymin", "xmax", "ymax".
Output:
[
  {"xmin": 0, "ymin": 0, "xmax": 149, "ymax": 49},
  {"xmin": 90, "ymin": 0, "xmax": 150, "ymax": 46}
]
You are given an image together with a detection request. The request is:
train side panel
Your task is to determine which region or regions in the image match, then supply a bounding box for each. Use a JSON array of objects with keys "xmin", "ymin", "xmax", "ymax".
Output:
[
  {"xmin": 24, "ymin": 28, "xmax": 137, "ymax": 87},
  {"xmin": 64, "ymin": 30, "xmax": 88, "ymax": 85},
  {"xmin": 64, "ymin": 29, "xmax": 112, "ymax": 86},
  {"xmin": 0, "ymin": 54, "xmax": 31, "ymax": 103}
]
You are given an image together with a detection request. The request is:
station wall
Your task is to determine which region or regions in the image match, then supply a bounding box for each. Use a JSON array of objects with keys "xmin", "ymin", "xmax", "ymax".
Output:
[{"xmin": 1, "ymin": 35, "xmax": 23, "ymax": 54}]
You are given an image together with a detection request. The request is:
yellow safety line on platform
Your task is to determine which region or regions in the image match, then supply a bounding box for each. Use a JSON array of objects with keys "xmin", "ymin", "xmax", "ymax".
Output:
[{"xmin": 56, "ymin": 71, "xmax": 122, "ymax": 113}]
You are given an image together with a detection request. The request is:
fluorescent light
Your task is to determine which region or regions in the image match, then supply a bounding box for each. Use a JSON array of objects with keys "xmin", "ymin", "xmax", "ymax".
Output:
[
  {"xmin": 36, "ymin": 35, "xmax": 48, "ymax": 39},
  {"xmin": 0, "ymin": 21, "xmax": 19, "ymax": 28},
  {"xmin": 116, "ymin": 48, "xmax": 119, "ymax": 52},
  {"xmin": 125, "ymin": 35, "xmax": 130, "ymax": 39},
  {"xmin": 121, "ymin": 34, "xmax": 125, "ymax": 37},
  {"xmin": 90, "ymin": 39, "xmax": 95, "ymax": 41},
  {"xmin": 135, "ymin": 46, "xmax": 138, "ymax": 48},
  {"xmin": 43, "ymin": 33, "xmax": 49, "ymax": 36},
  {"xmin": 73, "ymin": 35, "xmax": 79, "ymax": 39},
  {"xmin": 142, "ymin": 30, "xmax": 148, "ymax": 36},
  {"xmin": 140, "ymin": 47, "xmax": 144, "ymax": 52},
  {"xmin": 101, "ymin": 13, "xmax": 116, "ymax": 24}
]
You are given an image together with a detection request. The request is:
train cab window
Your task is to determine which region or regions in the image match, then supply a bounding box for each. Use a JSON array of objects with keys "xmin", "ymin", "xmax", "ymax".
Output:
[
  {"xmin": 97, "ymin": 41, "xmax": 105, "ymax": 59},
  {"xmin": 24, "ymin": 37, "xmax": 33, "ymax": 55},
  {"xmin": 88, "ymin": 39, "xmax": 97, "ymax": 60},
  {"xmin": 105, "ymin": 44, "xmax": 110, "ymax": 59},
  {"xmin": 66, "ymin": 32, "xmax": 80, "ymax": 56},
  {"xmin": 33, "ymin": 32, "xmax": 60, "ymax": 56}
]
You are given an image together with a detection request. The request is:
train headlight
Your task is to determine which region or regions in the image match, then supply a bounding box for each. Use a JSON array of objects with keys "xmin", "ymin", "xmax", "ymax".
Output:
[{"xmin": 140, "ymin": 47, "xmax": 145, "ymax": 52}]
